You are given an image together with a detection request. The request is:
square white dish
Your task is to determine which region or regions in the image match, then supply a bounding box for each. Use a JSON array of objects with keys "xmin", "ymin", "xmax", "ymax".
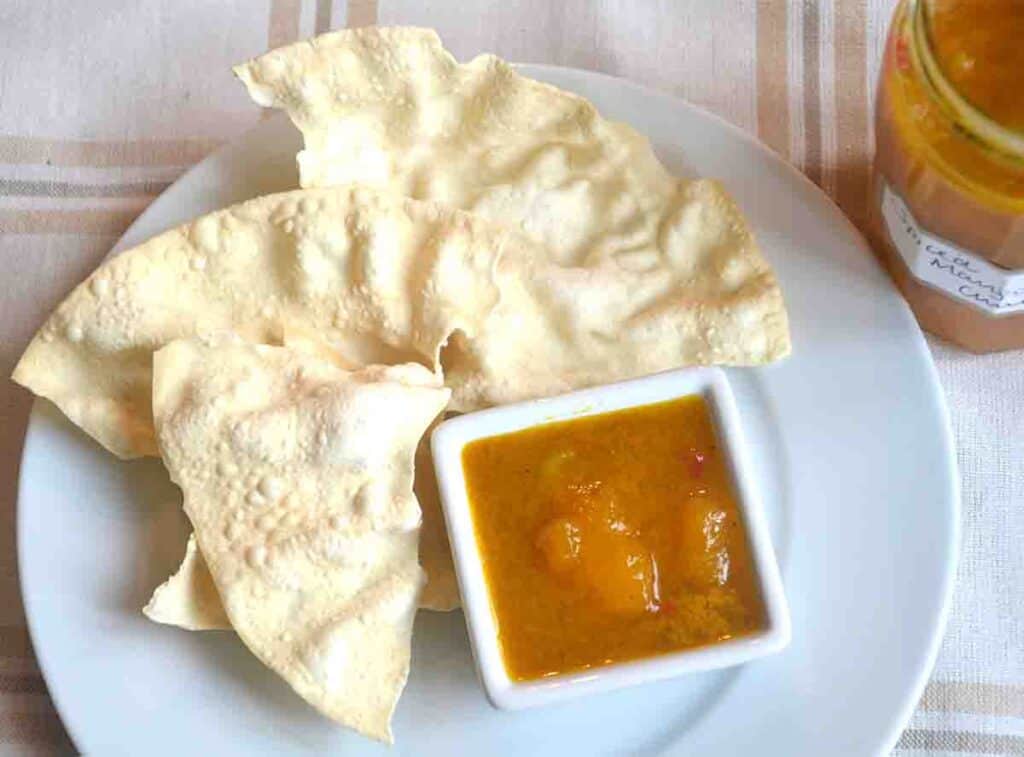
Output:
[{"xmin": 431, "ymin": 366, "xmax": 792, "ymax": 710}]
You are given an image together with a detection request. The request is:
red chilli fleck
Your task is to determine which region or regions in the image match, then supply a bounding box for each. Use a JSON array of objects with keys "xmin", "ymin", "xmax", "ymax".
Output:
[
  {"xmin": 895, "ymin": 35, "xmax": 911, "ymax": 71},
  {"xmin": 688, "ymin": 450, "xmax": 706, "ymax": 478}
]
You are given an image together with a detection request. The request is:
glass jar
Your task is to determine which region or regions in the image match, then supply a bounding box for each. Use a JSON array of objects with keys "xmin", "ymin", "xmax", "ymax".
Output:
[{"xmin": 871, "ymin": 0, "xmax": 1024, "ymax": 352}]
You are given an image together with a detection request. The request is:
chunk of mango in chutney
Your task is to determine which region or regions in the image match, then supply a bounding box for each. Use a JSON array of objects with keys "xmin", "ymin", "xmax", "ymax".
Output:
[
  {"xmin": 535, "ymin": 516, "xmax": 583, "ymax": 574},
  {"xmin": 535, "ymin": 513, "xmax": 660, "ymax": 615},
  {"xmin": 674, "ymin": 495, "xmax": 731, "ymax": 587}
]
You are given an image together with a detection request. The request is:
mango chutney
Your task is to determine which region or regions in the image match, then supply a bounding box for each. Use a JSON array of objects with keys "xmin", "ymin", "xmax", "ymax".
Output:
[
  {"xmin": 460, "ymin": 395, "xmax": 766, "ymax": 682},
  {"xmin": 871, "ymin": 0, "xmax": 1024, "ymax": 351}
]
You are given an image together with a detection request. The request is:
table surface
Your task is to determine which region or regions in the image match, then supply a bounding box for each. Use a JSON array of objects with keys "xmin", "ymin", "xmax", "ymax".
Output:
[{"xmin": 1, "ymin": 1, "xmax": 1021, "ymax": 754}]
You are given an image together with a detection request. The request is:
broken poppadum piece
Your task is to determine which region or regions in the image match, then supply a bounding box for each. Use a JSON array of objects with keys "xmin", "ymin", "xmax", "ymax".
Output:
[
  {"xmin": 144, "ymin": 533, "xmax": 231, "ymax": 631},
  {"xmin": 152, "ymin": 337, "xmax": 449, "ymax": 742}
]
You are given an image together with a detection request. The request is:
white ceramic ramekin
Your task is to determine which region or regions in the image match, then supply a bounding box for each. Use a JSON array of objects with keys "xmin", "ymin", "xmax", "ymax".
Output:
[{"xmin": 431, "ymin": 367, "xmax": 791, "ymax": 710}]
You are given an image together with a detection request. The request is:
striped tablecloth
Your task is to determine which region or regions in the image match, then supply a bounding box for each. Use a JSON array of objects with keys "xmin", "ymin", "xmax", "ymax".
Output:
[{"xmin": 1, "ymin": 1, "xmax": 1021, "ymax": 754}]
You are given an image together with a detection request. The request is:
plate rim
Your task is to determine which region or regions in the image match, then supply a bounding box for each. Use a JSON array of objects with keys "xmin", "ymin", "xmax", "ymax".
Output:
[{"xmin": 15, "ymin": 62, "xmax": 961, "ymax": 755}]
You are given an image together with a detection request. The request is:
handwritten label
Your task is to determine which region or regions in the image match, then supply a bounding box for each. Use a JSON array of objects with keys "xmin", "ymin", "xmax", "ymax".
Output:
[{"xmin": 881, "ymin": 184, "xmax": 1024, "ymax": 316}]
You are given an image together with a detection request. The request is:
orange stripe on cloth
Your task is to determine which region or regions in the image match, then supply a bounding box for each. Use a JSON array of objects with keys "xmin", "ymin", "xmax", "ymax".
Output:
[
  {"xmin": 834, "ymin": 0, "xmax": 871, "ymax": 231},
  {"xmin": 268, "ymin": 0, "xmax": 302, "ymax": 49},
  {"xmin": 756, "ymin": 1, "xmax": 791, "ymax": 160},
  {"xmin": 0, "ymin": 674, "xmax": 48, "ymax": 696},
  {"xmin": 0, "ymin": 178, "xmax": 169, "ymax": 198},
  {"xmin": 347, "ymin": 0, "xmax": 378, "ymax": 28},
  {"xmin": 0, "ymin": 627, "xmax": 33, "ymax": 659},
  {"xmin": 315, "ymin": 0, "xmax": 333, "ymax": 34},
  {"xmin": 0, "ymin": 137, "xmax": 219, "ymax": 168},
  {"xmin": 897, "ymin": 728, "xmax": 1024, "ymax": 753},
  {"xmin": 919, "ymin": 681, "xmax": 1024, "ymax": 718},
  {"xmin": 0, "ymin": 209, "xmax": 138, "ymax": 236},
  {"xmin": 0, "ymin": 712, "xmax": 69, "ymax": 745},
  {"xmin": 801, "ymin": 0, "xmax": 823, "ymax": 186}
]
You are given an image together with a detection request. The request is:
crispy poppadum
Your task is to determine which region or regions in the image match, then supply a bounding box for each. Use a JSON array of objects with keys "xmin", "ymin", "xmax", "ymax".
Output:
[
  {"xmin": 152, "ymin": 337, "xmax": 449, "ymax": 742},
  {"xmin": 235, "ymin": 27, "xmax": 790, "ymax": 411},
  {"xmin": 12, "ymin": 185, "xmax": 506, "ymax": 459}
]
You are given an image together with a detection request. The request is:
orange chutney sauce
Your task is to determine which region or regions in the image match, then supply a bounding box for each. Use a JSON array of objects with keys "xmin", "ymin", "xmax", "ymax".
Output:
[
  {"xmin": 461, "ymin": 396, "xmax": 766, "ymax": 682},
  {"xmin": 928, "ymin": 0, "xmax": 1024, "ymax": 133},
  {"xmin": 877, "ymin": 0, "xmax": 1024, "ymax": 219}
]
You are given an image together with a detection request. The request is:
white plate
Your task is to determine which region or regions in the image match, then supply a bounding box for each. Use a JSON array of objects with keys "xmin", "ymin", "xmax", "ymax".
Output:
[{"xmin": 17, "ymin": 65, "xmax": 959, "ymax": 756}]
